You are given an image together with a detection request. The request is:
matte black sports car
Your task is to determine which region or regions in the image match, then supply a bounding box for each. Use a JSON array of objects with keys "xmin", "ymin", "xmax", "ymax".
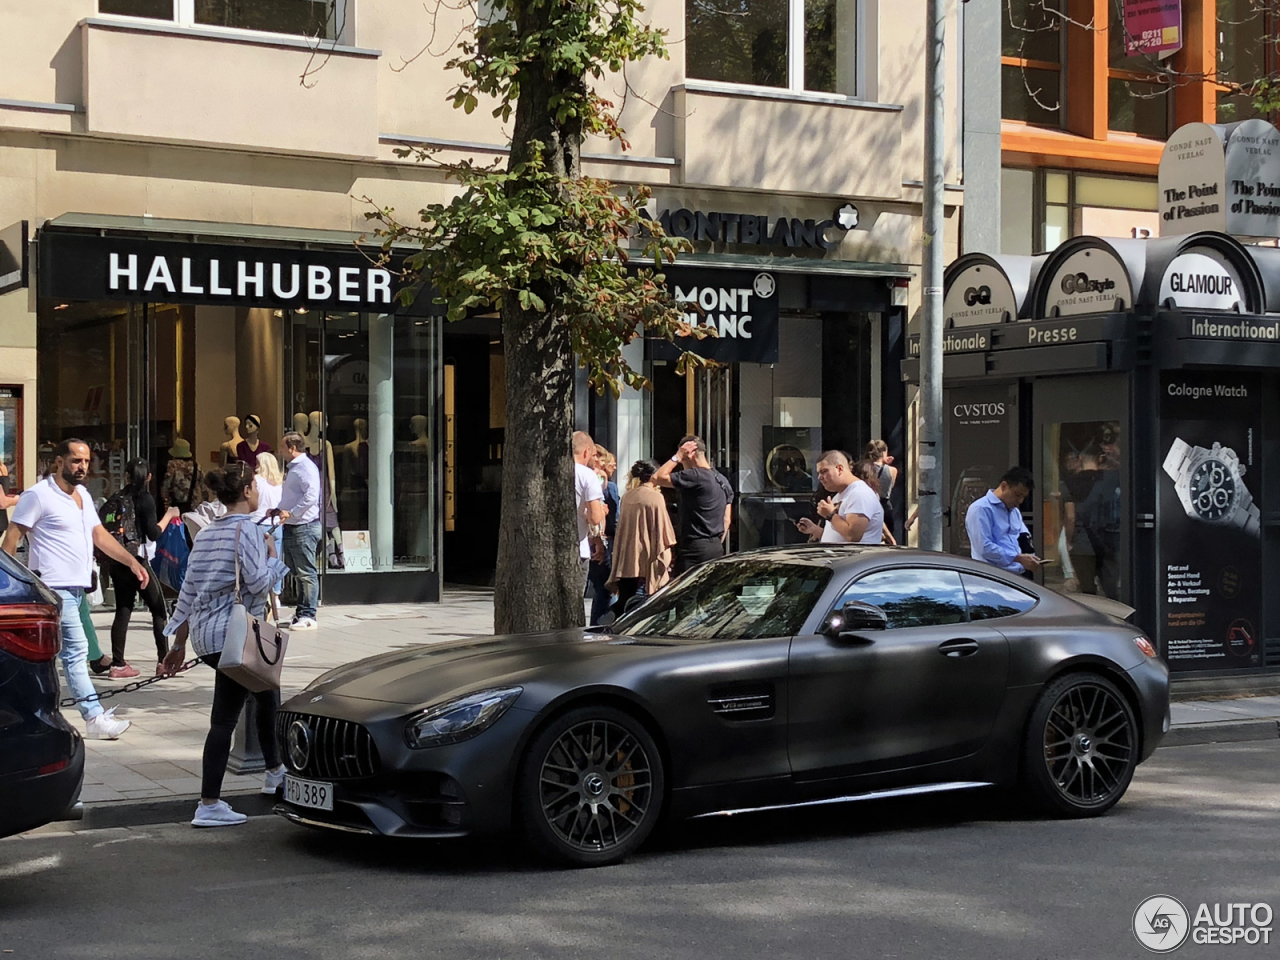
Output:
[{"xmin": 275, "ymin": 546, "xmax": 1170, "ymax": 866}]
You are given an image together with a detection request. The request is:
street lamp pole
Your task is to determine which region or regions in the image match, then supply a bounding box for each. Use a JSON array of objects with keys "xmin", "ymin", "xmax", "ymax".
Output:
[{"xmin": 917, "ymin": 0, "xmax": 947, "ymax": 552}]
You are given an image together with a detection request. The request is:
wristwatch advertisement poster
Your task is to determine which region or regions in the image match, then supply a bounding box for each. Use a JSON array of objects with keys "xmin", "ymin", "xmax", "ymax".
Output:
[{"xmin": 1159, "ymin": 372, "xmax": 1263, "ymax": 672}]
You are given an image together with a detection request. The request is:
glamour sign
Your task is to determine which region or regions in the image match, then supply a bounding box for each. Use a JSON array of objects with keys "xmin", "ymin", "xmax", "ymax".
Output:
[{"xmin": 39, "ymin": 231, "xmax": 406, "ymax": 312}]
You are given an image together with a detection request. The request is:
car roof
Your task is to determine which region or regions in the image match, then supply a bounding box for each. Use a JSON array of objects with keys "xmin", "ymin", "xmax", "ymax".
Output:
[{"xmin": 726, "ymin": 544, "xmax": 1042, "ymax": 584}]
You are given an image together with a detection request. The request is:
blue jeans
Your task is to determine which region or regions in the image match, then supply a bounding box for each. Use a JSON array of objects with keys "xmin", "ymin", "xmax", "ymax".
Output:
[
  {"xmin": 587, "ymin": 542, "xmax": 614, "ymax": 626},
  {"xmin": 53, "ymin": 588, "xmax": 103, "ymax": 721},
  {"xmin": 283, "ymin": 521, "xmax": 322, "ymax": 619},
  {"xmin": 270, "ymin": 525, "xmax": 284, "ymax": 595}
]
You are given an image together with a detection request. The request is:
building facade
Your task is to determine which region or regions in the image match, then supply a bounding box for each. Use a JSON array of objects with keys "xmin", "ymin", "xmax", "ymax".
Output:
[{"xmin": 0, "ymin": 0, "xmax": 978, "ymax": 597}]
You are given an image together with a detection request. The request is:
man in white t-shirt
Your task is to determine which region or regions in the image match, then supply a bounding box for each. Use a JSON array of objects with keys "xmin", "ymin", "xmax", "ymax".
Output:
[
  {"xmin": 1, "ymin": 439, "xmax": 149, "ymax": 739},
  {"xmin": 572, "ymin": 431, "xmax": 606, "ymax": 593},
  {"xmin": 796, "ymin": 450, "xmax": 884, "ymax": 545}
]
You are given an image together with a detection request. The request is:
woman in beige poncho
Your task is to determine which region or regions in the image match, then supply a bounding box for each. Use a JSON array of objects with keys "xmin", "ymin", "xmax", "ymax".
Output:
[{"xmin": 606, "ymin": 459, "xmax": 677, "ymax": 619}]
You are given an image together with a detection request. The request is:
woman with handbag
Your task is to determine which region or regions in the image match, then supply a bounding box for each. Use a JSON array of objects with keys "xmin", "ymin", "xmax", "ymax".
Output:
[{"xmin": 161, "ymin": 462, "xmax": 290, "ymax": 828}]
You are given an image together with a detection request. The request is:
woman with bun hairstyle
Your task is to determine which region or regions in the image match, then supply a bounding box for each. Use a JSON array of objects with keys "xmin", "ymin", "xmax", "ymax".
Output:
[
  {"xmin": 606, "ymin": 459, "xmax": 677, "ymax": 619},
  {"xmin": 161, "ymin": 462, "xmax": 290, "ymax": 828}
]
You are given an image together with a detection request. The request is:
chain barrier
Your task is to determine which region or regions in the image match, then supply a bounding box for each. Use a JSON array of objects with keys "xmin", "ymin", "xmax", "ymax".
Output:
[{"xmin": 59, "ymin": 657, "xmax": 203, "ymax": 708}]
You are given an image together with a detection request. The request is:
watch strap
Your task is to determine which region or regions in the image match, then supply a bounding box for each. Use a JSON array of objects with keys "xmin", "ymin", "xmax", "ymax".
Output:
[{"xmin": 1162, "ymin": 438, "xmax": 1191, "ymax": 481}]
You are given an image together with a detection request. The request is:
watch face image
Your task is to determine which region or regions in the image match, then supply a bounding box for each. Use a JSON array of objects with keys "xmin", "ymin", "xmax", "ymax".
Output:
[{"xmin": 1189, "ymin": 457, "xmax": 1238, "ymax": 522}]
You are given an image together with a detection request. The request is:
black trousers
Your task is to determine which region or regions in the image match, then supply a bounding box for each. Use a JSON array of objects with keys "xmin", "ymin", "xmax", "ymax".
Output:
[
  {"xmin": 108, "ymin": 557, "xmax": 168, "ymax": 664},
  {"xmin": 200, "ymin": 653, "xmax": 280, "ymax": 800},
  {"xmin": 676, "ymin": 536, "xmax": 724, "ymax": 574}
]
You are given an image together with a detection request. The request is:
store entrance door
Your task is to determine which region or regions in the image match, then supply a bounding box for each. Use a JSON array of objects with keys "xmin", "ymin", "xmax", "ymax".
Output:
[{"xmin": 1033, "ymin": 376, "xmax": 1129, "ymax": 603}]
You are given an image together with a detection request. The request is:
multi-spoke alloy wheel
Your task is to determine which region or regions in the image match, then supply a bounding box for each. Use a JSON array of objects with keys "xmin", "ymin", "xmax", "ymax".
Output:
[
  {"xmin": 1021, "ymin": 672, "xmax": 1139, "ymax": 817},
  {"xmin": 519, "ymin": 706, "xmax": 664, "ymax": 866}
]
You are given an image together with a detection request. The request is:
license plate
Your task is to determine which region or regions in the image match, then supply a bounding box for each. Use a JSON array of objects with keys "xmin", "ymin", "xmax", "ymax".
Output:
[{"xmin": 285, "ymin": 775, "xmax": 334, "ymax": 811}]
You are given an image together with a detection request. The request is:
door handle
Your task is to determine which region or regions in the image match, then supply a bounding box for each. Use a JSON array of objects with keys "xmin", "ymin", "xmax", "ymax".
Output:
[{"xmin": 938, "ymin": 638, "xmax": 980, "ymax": 658}]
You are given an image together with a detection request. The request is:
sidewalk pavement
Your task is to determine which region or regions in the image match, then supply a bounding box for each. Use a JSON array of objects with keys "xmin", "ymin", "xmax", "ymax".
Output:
[{"xmin": 71, "ymin": 588, "xmax": 1278, "ymax": 816}]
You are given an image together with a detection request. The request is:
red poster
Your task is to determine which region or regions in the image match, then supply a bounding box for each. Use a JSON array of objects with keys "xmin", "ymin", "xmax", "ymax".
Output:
[{"xmin": 1122, "ymin": 0, "xmax": 1182, "ymax": 56}]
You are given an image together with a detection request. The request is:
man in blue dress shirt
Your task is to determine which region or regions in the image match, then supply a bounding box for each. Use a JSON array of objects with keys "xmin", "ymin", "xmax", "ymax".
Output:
[{"xmin": 964, "ymin": 466, "xmax": 1042, "ymax": 578}]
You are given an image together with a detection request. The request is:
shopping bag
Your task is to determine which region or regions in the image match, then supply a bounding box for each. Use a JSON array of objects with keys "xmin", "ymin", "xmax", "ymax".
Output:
[
  {"xmin": 153, "ymin": 519, "xmax": 190, "ymax": 592},
  {"xmin": 218, "ymin": 524, "xmax": 289, "ymax": 693}
]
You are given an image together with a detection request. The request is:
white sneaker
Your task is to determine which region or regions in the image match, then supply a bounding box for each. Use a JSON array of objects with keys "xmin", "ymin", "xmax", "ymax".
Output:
[
  {"xmin": 191, "ymin": 800, "xmax": 248, "ymax": 827},
  {"xmin": 262, "ymin": 764, "xmax": 287, "ymax": 795},
  {"xmin": 290, "ymin": 616, "xmax": 317, "ymax": 631},
  {"xmin": 85, "ymin": 707, "xmax": 131, "ymax": 740}
]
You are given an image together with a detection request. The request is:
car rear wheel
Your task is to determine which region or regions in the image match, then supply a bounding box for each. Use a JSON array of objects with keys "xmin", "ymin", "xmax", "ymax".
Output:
[
  {"xmin": 517, "ymin": 705, "xmax": 664, "ymax": 867},
  {"xmin": 1021, "ymin": 672, "xmax": 1138, "ymax": 817}
]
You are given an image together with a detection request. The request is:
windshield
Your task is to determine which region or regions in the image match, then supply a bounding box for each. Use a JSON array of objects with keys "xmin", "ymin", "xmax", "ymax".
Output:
[{"xmin": 614, "ymin": 560, "xmax": 831, "ymax": 640}]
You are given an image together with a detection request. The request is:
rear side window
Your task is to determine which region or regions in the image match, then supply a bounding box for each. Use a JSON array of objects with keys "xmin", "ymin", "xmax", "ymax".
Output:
[
  {"xmin": 836, "ymin": 568, "xmax": 968, "ymax": 629},
  {"xmin": 0, "ymin": 550, "xmax": 53, "ymax": 605},
  {"xmin": 961, "ymin": 574, "xmax": 1037, "ymax": 621}
]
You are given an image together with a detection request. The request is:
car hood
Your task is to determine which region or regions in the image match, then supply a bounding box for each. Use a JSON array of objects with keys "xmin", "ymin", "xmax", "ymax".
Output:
[{"xmin": 296, "ymin": 629, "xmax": 667, "ymax": 706}]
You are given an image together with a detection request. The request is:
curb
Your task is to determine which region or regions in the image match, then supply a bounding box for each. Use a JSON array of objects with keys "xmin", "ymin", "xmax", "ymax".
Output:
[
  {"xmin": 1161, "ymin": 718, "xmax": 1280, "ymax": 747},
  {"xmin": 77, "ymin": 791, "xmax": 279, "ymax": 831}
]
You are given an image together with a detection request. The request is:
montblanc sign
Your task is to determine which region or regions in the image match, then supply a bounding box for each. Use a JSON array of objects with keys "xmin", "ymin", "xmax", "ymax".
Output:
[
  {"xmin": 645, "ymin": 204, "xmax": 858, "ymax": 251},
  {"xmin": 649, "ymin": 268, "xmax": 780, "ymax": 363},
  {"xmin": 1160, "ymin": 120, "xmax": 1280, "ymax": 238},
  {"xmin": 38, "ymin": 231, "xmax": 406, "ymax": 312}
]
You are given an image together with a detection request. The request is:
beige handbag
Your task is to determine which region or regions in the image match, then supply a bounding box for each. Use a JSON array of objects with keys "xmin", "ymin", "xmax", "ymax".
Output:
[{"xmin": 218, "ymin": 521, "xmax": 288, "ymax": 693}]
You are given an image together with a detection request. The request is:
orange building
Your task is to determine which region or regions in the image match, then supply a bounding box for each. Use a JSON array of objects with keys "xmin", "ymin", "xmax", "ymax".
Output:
[{"xmin": 1000, "ymin": 0, "xmax": 1261, "ymax": 252}]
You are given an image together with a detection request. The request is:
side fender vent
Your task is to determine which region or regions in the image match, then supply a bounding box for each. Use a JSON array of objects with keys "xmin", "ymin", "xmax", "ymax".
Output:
[{"xmin": 707, "ymin": 683, "xmax": 775, "ymax": 721}]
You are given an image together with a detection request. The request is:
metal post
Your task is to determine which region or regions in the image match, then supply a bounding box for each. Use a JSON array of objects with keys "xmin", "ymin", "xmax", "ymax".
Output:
[
  {"xmin": 228, "ymin": 700, "xmax": 266, "ymax": 776},
  {"xmin": 917, "ymin": 0, "xmax": 947, "ymax": 553}
]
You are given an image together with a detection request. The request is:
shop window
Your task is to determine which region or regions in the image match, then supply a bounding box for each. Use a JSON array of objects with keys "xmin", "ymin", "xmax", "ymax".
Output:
[
  {"xmin": 1001, "ymin": 0, "xmax": 1062, "ymax": 126},
  {"xmin": 98, "ymin": 0, "xmax": 344, "ymax": 40},
  {"xmin": 1041, "ymin": 420, "xmax": 1123, "ymax": 601},
  {"xmin": 1000, "ymin": 167, "xmax": 1157, "ymax": 254},
  {"xmin": 0, "ymin": 387, "xmax": 22, "ymax": 490},
  {"xmin": 686, "ymin": 0, "xmax": 861, "ymax": 95},
  {"xmin": 1215, "ymin": 0, "xmax": 1274, "ymax": 121}
]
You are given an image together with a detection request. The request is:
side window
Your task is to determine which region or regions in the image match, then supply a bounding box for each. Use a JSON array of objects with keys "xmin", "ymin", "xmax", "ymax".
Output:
[
  {"xmin": 835, "ymin": 568, "xmax": 968, "ymax": 629},
  {"xmin": 961, "ymin": 573, "xmax": 1038, "ymax": 621}
]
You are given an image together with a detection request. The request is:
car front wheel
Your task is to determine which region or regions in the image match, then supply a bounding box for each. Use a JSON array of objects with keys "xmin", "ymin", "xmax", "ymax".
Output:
[
  {"xmin": 517, "ymin": 705, "xmax": 664, "ymax": 867},
  {"xmin": 1021, "ymin": 672, "xmax": 1139, "ymax": 817}
]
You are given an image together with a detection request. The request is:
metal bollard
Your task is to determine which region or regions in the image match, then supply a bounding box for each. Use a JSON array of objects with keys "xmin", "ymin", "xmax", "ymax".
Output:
[{"xmin": 227, "ymin": 699, "xmax": 266, "ymax": 775}]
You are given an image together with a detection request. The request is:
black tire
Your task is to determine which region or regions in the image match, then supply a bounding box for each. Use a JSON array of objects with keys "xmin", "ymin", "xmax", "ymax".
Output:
[
  {"xmin": 1021, "ymin": 671, "xmax": 1139, "ymax": 818},
  {"xmin": 517, "ymin": 705, "xmax": 665, "ymax": 867}
]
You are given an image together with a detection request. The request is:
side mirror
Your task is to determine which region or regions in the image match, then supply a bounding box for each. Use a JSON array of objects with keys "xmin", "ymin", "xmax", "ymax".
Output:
[{"xmin": 826, "ymin": 600, "xmax": 888, "ymax": 639}]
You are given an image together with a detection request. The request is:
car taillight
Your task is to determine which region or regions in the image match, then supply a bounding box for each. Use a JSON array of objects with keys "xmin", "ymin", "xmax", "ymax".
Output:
[
  {"xmin": 0, "ymin": 604, "xmax": 62, "ymax": 662},
  {"xmin": 1132, "ymin": 635, "xmax": 1157, "ymax": 658}
]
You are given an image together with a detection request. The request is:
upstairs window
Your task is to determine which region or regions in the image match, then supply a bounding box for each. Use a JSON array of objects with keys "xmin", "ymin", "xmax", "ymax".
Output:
[
  {"xmin": 686, "ymin": 0, "xmax": 861, "ymax": 96},
  {"xmin": 98, "ymin": 0, "xmax": 343, "ymax": 41},
  {"xmin": 1107, "ymin": 3, "xmax": 1170, "ymax": 139},
  {"xmin": 1215, "ymin": 0, "xmax": 1274, "ymax": 122},
  {"xmin": 1001, "ymin": 0, "xmax": 1062, "ymax": 126}
]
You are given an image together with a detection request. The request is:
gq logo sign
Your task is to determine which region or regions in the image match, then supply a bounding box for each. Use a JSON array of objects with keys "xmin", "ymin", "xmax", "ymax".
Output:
[
  {"xmin": 1133, "ymin": 896, "xmax": 1274, "ymax": 952},
  {"xmin": 963, "ymin": 286, "xmax": 992, "ymax": 306},
  {"xmin": 1060, "ymin": 272, "xmax": 1117, "ymax": 295}
]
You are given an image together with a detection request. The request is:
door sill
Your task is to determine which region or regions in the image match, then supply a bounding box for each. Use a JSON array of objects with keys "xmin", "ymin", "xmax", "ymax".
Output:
[{"xmin": 689, "ymin": 780, "xmax": 994, "ymax": 819}]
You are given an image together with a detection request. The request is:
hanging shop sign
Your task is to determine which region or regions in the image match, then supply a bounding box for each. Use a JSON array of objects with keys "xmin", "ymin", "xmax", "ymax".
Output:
[
  {"xmin": 944, "ymin": 384, "xmax": 1017, "ymax": 557},
  {"xmin": 1160, "ymin": 120, "xmax": 1280, "ymax": 238},
  {"xmin": 649, "ymin": 268, "xmax": 780, "ymax": 363},
  {"xmin": 1039, "ymin": 247, "xmax": 1133, "ymax": 316},
  {"xmin": 1121, "ymin": 0, "xmax": 1182, "ymax": 57},
  {"xmin": 0, "ymin": 220, "xmax": 27, "ymax": 296},
  {"xmin": 1157, "ymin": 248, "xmax": 1249, "ymax": 311},
  {"xmin": 38, "ymin": 230, "xmax": 407, "ymax": 313},
  {"xmin": 943, "ymin": 259, "xmax": 1020, "ymax": 328},
  {"xmin": 1158, "ymin": 371, "xmax": 1263, "ymax": 672},
  {"xmin": 646, "ymin": 204, "xmax": 858, "ymax": 251}
]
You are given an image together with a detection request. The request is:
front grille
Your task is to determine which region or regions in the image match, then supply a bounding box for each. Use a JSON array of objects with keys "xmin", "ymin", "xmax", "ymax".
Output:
[{"xmin": 278, "ymin": 711, "xmax": 381, "ymax": 780}]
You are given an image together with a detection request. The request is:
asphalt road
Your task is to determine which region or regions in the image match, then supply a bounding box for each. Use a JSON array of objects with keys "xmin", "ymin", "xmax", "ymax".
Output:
[{"xmin": 3, "ymin": 741, "xmax": 1279, "ymax": 960}]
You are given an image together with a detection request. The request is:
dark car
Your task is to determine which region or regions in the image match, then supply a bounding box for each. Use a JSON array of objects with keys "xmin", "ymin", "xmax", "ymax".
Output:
[
  {"xmin": 276, "ymin": 546, "xmax": 1170, "ymax": 866},
  {"xmin": 0, "ymin": 550, "xmax": 85, "ymax": 839}
]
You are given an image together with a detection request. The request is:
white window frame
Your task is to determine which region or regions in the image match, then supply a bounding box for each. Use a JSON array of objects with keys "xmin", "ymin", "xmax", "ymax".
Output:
[
  {"xmin": 97, "ymin": 0, "xmax": 352, "ymax": 45},
  {"xmin": 685, "ymin": 0, "xmax": 870, "ymax": 102}
]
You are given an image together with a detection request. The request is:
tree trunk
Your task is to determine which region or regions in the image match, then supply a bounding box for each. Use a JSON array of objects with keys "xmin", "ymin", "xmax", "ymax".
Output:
[{"xmin": 493, "ymin": 7, "xmax": 586, "ymax": 635}]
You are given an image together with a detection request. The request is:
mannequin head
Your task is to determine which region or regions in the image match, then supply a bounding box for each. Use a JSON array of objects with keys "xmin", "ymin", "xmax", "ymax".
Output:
[
  {"xmin": 354, "ymin": 418, "xmax": 368, "ymax": 439},
  {"xmin": 309, "ymin": 410, "xmax": 326, "ymax": 435},
  {"xmin": 243, "ymin": 414, "xmax": 262, "ymax": 439},
  {"xmin": 292, "ymin": 412, "xmax": 309, "ymax": 435},
  {"xmin": 410, "ymin": 415, "xmax": 428, "ymax": 440},
  {"xmin": 223, "ymin": 416, "xmax": 240, "ymax": 439}
]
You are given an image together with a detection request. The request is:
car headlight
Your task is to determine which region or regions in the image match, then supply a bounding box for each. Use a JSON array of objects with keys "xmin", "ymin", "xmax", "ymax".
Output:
[{"xmin": 404, "ymin": 687, "xmax": 523, "ymax": 749}]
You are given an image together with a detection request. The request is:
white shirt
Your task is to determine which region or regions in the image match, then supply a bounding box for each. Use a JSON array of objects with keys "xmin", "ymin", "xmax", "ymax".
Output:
[
  {"xmin": 10, "ymin": 477, "xmax": 101, "ymax": 588},
  {"xmin": 575, "ymin": 461, "xmax": 604, "ymax": 560},
  {"xmin": 821, "ymin": 480, "xmax": 884, "ymax": 545},
  {"xmin": 279, "ymin": 453, "xmax": 321, "ymax": 525},
  {"xmin": 250, "ymin": 476, "xmax": 283, "ymax": 521}
]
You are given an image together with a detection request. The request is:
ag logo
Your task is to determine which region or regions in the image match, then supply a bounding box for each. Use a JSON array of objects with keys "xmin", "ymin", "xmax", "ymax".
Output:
[
  {"xmin": 963, "ymin": 285, "xmax": 992, "ymax": 306},
  {"xmin": 1133, "ymin": 896, "xmax": 1190, "ymax": 953},
  {"xmin": 753, "ymin": 273, "xmax": 776, "ymax": 299}
]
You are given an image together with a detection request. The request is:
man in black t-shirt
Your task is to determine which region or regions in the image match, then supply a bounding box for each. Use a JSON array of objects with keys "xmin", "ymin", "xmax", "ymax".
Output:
[{"xmin": 654, "ymin": 435, "xmax": 734, "ymax": 574}]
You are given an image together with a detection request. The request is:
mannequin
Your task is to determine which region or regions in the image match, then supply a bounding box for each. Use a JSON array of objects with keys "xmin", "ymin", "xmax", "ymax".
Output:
[
  {"xmin": 292, "ymin": 411, "xmax": 310, "ymax": 438},
  {"xmin": 219, "ymin": 416, "xmax": 244, "ymax": 466},
  {"xmin": 343, "ymin": 418, "xmax": 369, "ymax": 458},
  {"xmin": 235, "ymin": 414, "xmax": 272, "ymax": 466},
  {"xmin": 409, "ymin": 414, "xmax": 431, "ymax": 449},
  {"xmin": 308, "ymin": 410, "xmax": 337, "ymax": 503}
]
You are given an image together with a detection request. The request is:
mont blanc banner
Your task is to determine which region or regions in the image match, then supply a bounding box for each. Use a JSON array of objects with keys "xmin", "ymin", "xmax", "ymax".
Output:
[
  {"xmin": 1122, "ymin": 0, "xmax": 1181, "ymax": 56},
  {"xmin": 1158, "ymin": 372, "xmax": 1263, "ymax": 672},
  {"xmin": 649, "ymin": 268, "xmax": 780, "ymax": 363}
]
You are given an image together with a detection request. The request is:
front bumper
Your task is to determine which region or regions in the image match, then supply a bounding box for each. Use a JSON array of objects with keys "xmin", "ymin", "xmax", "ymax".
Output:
[{"xmin": 1127, "ymin": 655, "xmax": 1171, "ymax": 761}]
